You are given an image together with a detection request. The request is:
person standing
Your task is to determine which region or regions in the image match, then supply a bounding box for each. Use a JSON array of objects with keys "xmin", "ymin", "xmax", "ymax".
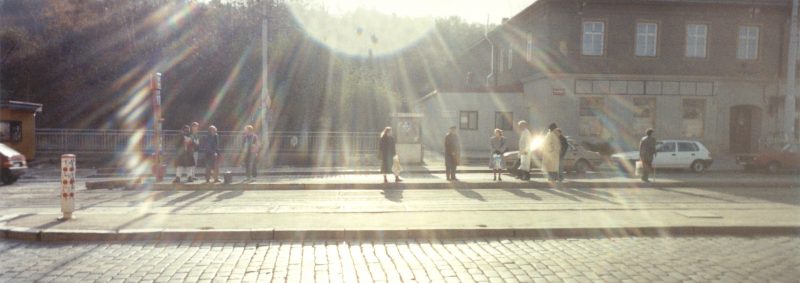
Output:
[
  {"xmin": 556, "ymin": 128, "xmax": 568, "ymax": 182},
  {"xmin": 639, "ymin": 128, "xmax": 657, "ymax": 182},
  {"xmin": 173, "ymin": 125, "xmax": 196, "ymax": 184},
  {"xmin": 542, "ymin": 123, "xmax": 561, "ymax": 183},
  {"xmin": 189, "ymin": 122, "xmax": 201, "ymax": 182},
  {"xmin": 378, "ymin": 127, "xmax": 401, "ymax": 183},
  {"xmin": 203, "ymin": 125, "xmax": 221, "ymax": 183},
  {"xmin": 444, "ymin": 126, "xmax": 461, "ymax": 181},
  {"xmin": 489, "ymin": 129, "xmax": 507, "ymax": 181},
  {"xmin": 517, "ymin": 121, "xmax": 532, "ymax": 180},
  {"xmin": 242, "ymin": 125, "xmax": 260, "ymax": 182}
]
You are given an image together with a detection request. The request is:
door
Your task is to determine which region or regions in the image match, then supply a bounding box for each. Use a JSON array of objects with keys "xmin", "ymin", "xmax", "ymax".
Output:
[
  {"xmin": 677, "ymin": 142, "xmax": 700, "ymax": 168},
  {"xmin": 730, "ymin": 105, "xmax": 760, "ymax": 153},
  {"xmin": 654, "ymin": 141, "xmax": 676, "ymax": 168}
]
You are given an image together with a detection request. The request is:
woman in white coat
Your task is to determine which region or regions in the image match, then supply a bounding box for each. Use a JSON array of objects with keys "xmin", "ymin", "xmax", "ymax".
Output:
[
  {"xmin": 517, "ymin": 121, "xmax": 532, "ymax": 180},
  {"xmin": 542, "ymin": 123, "xmax": 561, "ymax": 183}
]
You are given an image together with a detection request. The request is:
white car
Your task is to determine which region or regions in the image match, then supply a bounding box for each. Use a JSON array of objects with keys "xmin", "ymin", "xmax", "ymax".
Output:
[{"xmin": 611, "ymin": 140, "xmax": 713, "ymax": 173}]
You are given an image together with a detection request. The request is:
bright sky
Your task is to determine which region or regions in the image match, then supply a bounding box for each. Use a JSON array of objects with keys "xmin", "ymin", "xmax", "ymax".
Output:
[{"xmin": 308, "ymin": 0, "xmax": 535, "ymax": 24}]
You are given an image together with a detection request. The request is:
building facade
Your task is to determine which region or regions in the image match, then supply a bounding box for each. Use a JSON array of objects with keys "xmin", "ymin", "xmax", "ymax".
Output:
[{"xmin": 433, "ymin": 0, "xmax": 799, "ymax": 155}]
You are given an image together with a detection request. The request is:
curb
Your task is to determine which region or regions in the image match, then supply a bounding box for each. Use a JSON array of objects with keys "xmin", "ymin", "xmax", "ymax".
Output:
[
  {"xmin": 84, "ymin": 180, "xmax": 799, "ymax": 191},
  {"xmin": 2, "ymin": 226, "xmax": 799, "ymax": 242}
]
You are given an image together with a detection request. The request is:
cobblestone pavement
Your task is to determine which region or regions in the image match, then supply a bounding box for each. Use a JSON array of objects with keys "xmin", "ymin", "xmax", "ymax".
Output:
[{"xmin": 1, "ymin": 236, "xmax": 798, "ymax": 282}]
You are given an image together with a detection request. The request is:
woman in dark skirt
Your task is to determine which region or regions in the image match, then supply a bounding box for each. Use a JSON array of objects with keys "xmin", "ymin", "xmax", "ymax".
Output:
[
  {"xmin": 173, "ymin": 125, "xmax": 197, "ymax": 183},
  {"xmin": 378, "ymin": 127, "xmax": 400, "ymax": 183}
]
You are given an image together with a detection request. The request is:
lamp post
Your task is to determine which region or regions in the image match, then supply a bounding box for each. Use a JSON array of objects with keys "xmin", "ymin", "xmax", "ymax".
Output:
[
  {"xmin": 786, "ymin": 0, "xmax": 799, "ymax": 142},
  {"xmin": 261, "ymin": 1, "xmax": 271, "ymax": 165}
]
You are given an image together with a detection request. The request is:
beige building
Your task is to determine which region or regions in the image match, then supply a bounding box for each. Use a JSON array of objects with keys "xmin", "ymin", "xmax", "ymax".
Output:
[{"xmin": 426, "ymin": 0, "xmax": 799, "ymax": 155}]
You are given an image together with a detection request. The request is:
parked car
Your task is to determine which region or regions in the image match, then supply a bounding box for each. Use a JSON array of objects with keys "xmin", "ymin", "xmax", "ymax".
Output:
[
  {"xmin": 0, "ymin": 143, "xmax": 27, "ymax": 185},
  {"xmin": 504, "ymin": 136, "xmax": 603, "ymax": 175},
  {"xmin": 736, "ymin": 142, "xmax": 800, "ymax": 174},
  {"xmin": 611, "ymin": 139, "xmax": 713, "ymax": 173}
]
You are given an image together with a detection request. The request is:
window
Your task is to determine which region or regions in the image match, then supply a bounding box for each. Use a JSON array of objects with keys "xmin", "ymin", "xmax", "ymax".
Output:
[
  {"xmin": 633, "ymin": 98, "xmax": 656, "ymax": 136},
  {"xmin": 657, "ymin": 142, "xmax": 676, "ymax": 153},
  {"xmin": 582, "ymin": 21, "xmax": 605, "ymax": 56},
  {"xmin": 682, "ymin": 99, "xmax": 705, "ymax": 138},
  {"xmin": 636, "ymin": 22, "xmax": 657, "ymax": 57},
  {"xmin": 495, "ymin": 112, "xmax": 514, "ymax": 131},
  {"xmin": 459, "ymin": 111, "xmax": 478, "ymax": 130},
  {"xmin": 737, "ymin": 26, "xmax": 759, "ymax": 60},
  {"xmin": 507, "ymin": 45, "xmax": 513, "ymax": 70},
  {"xmin": 678, "ymin": 142, "xmax": 699, "ymax": 152},
  {"xmin": 686, "ymin": 24, "xmax": 707, "ymax": 58},
  {"xmin": 0, "ymin": 121, "xmax": 22, "ymax": 143},
  {"xmin": 526, "ymin": 33, "xmax": 533, "ymax": 61},
  {"xmin": 579, "ymin": 97, "xmax": 605, "ymax": 137},
  {"xmin": 498, "ymin": 50, "xmax": 505, "ymax": 71}
]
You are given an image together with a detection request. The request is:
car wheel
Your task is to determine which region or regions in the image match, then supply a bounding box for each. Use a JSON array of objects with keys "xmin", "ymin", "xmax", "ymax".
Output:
[
  {"xmin": 690, "ymin": 160, "xmax": 706, "ymax": 173},
  {"xmin": 574, "ymin": 159, "xmax": 590, "ymax": 175},
  {"xmin": 767, "ymin": 161, "xmax": 781, "ymax": 174},
  {"xmin": 1, "ymin": 169, "xmax": 17, "ymax": 185}
]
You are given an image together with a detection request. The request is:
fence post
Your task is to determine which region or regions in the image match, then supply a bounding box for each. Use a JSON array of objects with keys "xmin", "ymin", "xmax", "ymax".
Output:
[{"xmin": 59, "ymin": 154, "xmax": 76, "ymax": 220}]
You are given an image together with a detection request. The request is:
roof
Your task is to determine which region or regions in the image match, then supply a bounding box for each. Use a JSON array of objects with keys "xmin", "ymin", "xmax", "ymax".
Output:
[{"xmin": 0, "ymin": 100, "xmax": 43, "ymax": 113}]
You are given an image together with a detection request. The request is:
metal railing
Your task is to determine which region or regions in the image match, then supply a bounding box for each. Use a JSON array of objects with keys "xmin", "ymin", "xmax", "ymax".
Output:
[{"xmin": 35, "ymin": 129, "xmax": 380, "ymax": 156}]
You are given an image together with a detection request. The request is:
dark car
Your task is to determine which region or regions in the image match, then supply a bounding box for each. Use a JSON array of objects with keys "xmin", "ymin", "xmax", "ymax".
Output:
[
  {"xmin": 0, "ymin": 143, "xmax": 27, "ymax": 184},
  {"xmin": 737, "ymin": 143, "xmax": 800, "ymax": 174}
]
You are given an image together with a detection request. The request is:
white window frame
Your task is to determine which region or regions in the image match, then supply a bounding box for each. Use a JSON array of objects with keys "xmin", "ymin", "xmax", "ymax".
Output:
[
  {"xmin": 737, "ymin": 25, "xmax": 759, "ymax": 60},
  {"xmin": 686, "ymin": 24, "xmax": 707, "ymax": 58},
  {"xmin": 635, "ymin": 22, "xmax": 658, "ymax": 57},
  {"xmin": 508, "ymin": 45, "xmax": 513, "ymax": 70},
  {"xmin": 526, "ymin": 33, "xmax": 533, "ymax": 61},
  {"xmin": 582, "ymin": 21, "xmax": 605, "ymax": 56}
]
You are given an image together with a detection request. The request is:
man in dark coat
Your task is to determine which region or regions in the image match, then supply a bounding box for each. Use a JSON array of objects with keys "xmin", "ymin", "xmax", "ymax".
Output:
[
  {"xmin": 556, "ymin": 128, "xmax": 568, "ymax": 182},
  {"xmin": 444, "ymin": 126, "xmax": 461, "ymax": 181},
  {"xmin": 639, "ymin": 128, "xmax": 657, "ymax": 182},
  {"xmin": 203, "ymin": 125, "xmax": 221, "ymax": 183}
]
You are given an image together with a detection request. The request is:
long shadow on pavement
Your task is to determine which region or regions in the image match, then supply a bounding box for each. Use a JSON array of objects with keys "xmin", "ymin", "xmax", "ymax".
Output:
[
  {"xmin": 559, "ymin": 187, "xmax": 621, "ymax": 205},
  {"xmin": 381, "ymin": 185, "xmax": 404, "ymax": 202},
  {"xmin": 215, "ymin": 190, "xmax": 243, "ymax": 202},
  {"xmin": 503, "ymin": 188, "xmax": 542, "ymax": 200},
  {"xmin": 455, "ymin": 188, "xmax": 486, "ymax": 202},
  {"xmin": 532, "ymin": 187, "xmax": 581, "ymax": 202}
]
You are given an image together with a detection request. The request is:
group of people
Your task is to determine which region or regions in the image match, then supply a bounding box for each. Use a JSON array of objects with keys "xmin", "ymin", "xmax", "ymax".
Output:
[
  {"xmin": 172, "ymin": 123, "xmax": 261, "ymax": 183},
  {"xmin": 515, "ymin": 121, "xmax": 568, "ymax": 184}
]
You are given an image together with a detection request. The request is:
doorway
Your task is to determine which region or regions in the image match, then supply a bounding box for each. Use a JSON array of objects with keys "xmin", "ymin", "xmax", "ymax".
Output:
[{"xmin": 729, "ymin": 105, "xmax": 761, "ymax": 153}]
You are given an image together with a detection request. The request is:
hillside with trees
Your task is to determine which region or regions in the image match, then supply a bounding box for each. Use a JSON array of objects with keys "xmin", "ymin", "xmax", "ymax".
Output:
[{"xmin": 0, "ymin": 0, "xmax": 485, "ymax": 133}]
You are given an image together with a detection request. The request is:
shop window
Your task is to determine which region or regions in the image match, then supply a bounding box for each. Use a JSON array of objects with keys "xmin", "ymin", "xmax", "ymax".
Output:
[
  {"xmin": 0, "ymin": 121, "xmax": 22, "ymax": 143},
  {"xmin": 633, "ymin": 98, "xmax": 655, "ymax": 136},
  {"xmin": 682, "ymin": 99, "xmax": 705, "ymax": 138},
  {"xmin": 459, "ymin": 111, "xmax": 478, "ymax": 130},
  {"xmin": 579, "ymin": 97, "xmax": 605, "ymax": 137}
]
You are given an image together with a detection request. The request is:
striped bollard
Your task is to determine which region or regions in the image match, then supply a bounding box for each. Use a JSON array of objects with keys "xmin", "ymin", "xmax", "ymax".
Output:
[{"xmin": 59, "ymin": 154, "xmax": 76, "ymax": 220}]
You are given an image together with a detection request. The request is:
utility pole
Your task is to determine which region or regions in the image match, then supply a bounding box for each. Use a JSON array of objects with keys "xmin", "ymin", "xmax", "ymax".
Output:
[
  {"xmin": 786, "ymin": 0, "xmax": 798, "ymax": 142},
  {"xmin": 261, "ymin": 1, "xmax": 271, "ymax": 164}
]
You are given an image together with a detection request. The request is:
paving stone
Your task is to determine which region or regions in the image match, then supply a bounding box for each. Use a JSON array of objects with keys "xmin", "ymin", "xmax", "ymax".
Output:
[{"xmin": 0, "ymin": 236, "xmax": 798, "ymax": 282}]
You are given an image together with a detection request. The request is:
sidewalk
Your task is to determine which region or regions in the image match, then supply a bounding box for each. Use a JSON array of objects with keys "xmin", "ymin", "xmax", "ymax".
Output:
[{"xmin": 3, "ymin": 170, "xmax": 800, "ymax": 242}]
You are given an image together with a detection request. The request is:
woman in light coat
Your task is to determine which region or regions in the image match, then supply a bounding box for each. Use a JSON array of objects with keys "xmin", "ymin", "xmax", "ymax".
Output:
[
  {"xmin": 517, "ymin": 121, "xmax": 532, "ymax": 180},
  {"xmin": 542, "ymin": 123, "xmax": 562, "ymax": 182},
  {"xmin": 489, "ymin": 129, "xmax": 507, "ymax": 181}
]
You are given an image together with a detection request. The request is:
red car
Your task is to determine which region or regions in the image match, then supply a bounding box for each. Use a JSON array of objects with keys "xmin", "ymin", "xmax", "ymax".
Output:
[
  {"xmin": 736, "ymin": 143, "xmax": 800, "ymax": 174},
  {"xmin": 0, "ymin": 143, "xmax": 27, "ymax": 184}
]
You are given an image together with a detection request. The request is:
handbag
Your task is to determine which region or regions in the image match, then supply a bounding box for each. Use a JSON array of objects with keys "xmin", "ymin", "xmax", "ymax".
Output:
[
  {"xmin": 392, "ymin": 155, "xmax": 403, "ymax": 175},
  {"xmin": 493, "ymin": 154, "xmax": 503, "ymax": 168}
]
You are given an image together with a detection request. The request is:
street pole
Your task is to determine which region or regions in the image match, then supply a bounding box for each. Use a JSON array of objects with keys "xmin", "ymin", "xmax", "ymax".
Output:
[
  {"xmin": 151, "ymin": 73, "xmax": 164, "ymax": 181},
  {"xmin": 786, "ymin": 0, "xmax": 799, "ymax": 142},
  {"xmin": 261, "ymin": 2, "xmax": 271, "ymax": 165}
]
